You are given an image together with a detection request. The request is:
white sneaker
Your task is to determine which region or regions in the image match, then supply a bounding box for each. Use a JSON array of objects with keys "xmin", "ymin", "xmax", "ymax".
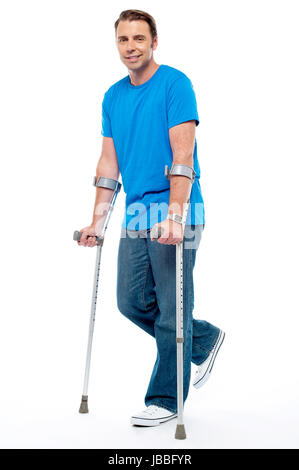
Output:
[
  {"xmin": 131, "ymin": 405, "xmax": 177, "ymax": 427},
  {"xmin": 193, "ymin": 329, "xmax": 225, "ymax": 389}
]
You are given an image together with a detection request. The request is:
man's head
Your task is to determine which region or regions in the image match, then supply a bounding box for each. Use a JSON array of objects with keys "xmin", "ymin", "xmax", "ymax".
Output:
[{"xmin": 114, "ymin": 10, "xmax": 158, "ymax": 71}]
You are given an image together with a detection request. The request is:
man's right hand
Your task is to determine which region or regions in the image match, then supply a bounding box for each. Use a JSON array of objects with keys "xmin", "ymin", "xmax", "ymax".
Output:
[{"xmin": 77, "ymin": 225, "xmax": 101, "ymax": 248}]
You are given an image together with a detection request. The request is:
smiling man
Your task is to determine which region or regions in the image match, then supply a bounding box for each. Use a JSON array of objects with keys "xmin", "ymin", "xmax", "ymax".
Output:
[{"xmin": 78, "ymin": 9, "xmax": 225, "ymax": 427}]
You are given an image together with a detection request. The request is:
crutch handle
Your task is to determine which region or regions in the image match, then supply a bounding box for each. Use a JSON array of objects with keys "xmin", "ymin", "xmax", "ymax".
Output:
[
  {"xmin": 150, "ymin": 226, "xmax": 164, "ymax": 239},
  {"xmin": 73, "ymin": 230, "xmax": 103, "ymax": 246}
]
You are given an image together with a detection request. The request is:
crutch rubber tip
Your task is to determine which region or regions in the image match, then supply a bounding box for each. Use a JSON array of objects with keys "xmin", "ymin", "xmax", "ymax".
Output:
[
  {"xmin": 79, "ymin": 395, "xmax": 89, "ymax": 414},
  {"xmin": 175, "ymin": 424, "xmax": 186, "ymax": 440}
]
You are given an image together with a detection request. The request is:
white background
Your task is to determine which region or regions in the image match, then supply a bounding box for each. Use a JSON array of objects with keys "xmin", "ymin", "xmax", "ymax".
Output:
[{"xmin": 0, "ymin": 0, "xmax": 298, "ymax": 449}]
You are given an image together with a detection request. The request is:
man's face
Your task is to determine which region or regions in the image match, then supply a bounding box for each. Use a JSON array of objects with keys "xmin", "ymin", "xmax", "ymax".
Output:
[{"xmin": 116, "ymin": 20, "xmax": 158, "ymax": 71}]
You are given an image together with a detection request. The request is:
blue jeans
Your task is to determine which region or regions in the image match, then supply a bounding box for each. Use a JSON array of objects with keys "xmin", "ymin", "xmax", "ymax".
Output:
[{"xmin": 116, "ymin": 225, "xmax": 220, "ymax": 413}]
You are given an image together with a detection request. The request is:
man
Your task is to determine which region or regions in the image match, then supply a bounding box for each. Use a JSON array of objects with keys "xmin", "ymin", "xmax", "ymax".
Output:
[{"xmin": 78, "ymin": 9, "xmax": 225, "ymax": 427}]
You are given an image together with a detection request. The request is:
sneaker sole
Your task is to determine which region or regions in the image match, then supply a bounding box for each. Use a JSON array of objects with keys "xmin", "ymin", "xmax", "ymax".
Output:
[
  {"xmin": 193, "ymin": 329, "xmax": 225, "ymax": 389},
  {"xmin": 130, "ymin": 413, "xmax": 177, "ymax": 427}
]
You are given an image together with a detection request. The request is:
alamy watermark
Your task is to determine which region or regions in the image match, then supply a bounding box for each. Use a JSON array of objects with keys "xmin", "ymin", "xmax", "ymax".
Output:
[{"xmin": 94, "ymin": 200, "xmax": 205, "ymax": 249}]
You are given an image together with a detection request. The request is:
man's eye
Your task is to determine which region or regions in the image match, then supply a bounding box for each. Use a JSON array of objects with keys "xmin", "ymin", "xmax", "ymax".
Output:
[{"xmin": 119, "ymin": 37, "xmax": 143, "ymax": 42}]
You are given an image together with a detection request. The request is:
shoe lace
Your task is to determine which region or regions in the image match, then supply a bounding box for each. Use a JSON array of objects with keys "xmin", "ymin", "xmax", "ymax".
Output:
[{"xmin": 144, "ymin": 405, "xmax": 160, "ymax": 416}]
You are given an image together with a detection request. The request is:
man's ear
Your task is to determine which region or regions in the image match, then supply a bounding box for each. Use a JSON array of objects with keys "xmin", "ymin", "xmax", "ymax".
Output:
[{"xmin": 152, "ymin": 36, "xmax": 158, "ymax": 50}]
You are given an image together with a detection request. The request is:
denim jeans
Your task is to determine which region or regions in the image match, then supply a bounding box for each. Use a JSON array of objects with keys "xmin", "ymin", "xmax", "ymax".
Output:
[{"xmin": 116, "ymin": 224, "xmax": 220, "ymax": 413}]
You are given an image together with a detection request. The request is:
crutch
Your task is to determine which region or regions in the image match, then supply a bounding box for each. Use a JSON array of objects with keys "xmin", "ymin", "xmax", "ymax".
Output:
[
  {"xmin": 73, "ymin": 176, "xmax": 121, "ymax": 414},
  {"xmin": 151, "ymin": 163, "xmax": 195, "ymax": 440}
]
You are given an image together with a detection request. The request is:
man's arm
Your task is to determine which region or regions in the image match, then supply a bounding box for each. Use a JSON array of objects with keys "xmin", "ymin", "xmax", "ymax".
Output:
[
  {"xmin": 78, "ymin": 136, "xmax": 120, "ymax": 247},
  {"xmin": 168, "ymin": 120, "xmax": 195, "ymax": 217},
  {"xmin": 91, "ymin": 137, "xmax": 120, "ymax": 226},
  {"xmin": 153, "ymin": 120, "xmax": 196, "ymax": 245}
]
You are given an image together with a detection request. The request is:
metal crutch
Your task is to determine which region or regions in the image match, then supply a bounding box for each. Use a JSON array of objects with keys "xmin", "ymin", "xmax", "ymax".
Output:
[
  {"xmin": 151, "ymin": 163, "xmax": 195, "ymax": 440},
  {"xmin": 73, "ymin": 176, "xmax": 121, "ymax": 414},
  {"xmin": 174, "ymin": 199, "xmax": 189, "ymax": 440}
]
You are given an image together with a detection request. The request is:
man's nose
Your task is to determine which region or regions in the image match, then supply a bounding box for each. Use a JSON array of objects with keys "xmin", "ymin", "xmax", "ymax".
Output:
[{"xmin": 126, "ymin": 39, "xmax": 136, "ymax": 52}]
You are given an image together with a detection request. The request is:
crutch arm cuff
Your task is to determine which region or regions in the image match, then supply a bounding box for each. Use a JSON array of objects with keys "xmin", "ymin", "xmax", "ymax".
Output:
[
  {"xmin": 165, "ymin": 164, "xmax": 196, "ymax": 183},
  {"xmin": 93, "ymin": 176, "xmax": 122, "ymax": 193}
]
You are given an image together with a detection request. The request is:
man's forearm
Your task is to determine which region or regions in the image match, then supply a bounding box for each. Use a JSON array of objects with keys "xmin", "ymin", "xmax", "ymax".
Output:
[
  {"xmin": 168, "ymin": 156, "xmax": 193, "ymax": 218},
  {"xmin": 91, "ymin": 156, "xmax": 120, "ymax": 230}
]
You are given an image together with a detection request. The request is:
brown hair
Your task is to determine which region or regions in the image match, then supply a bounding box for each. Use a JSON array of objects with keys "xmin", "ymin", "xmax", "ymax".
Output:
[{"xmin": 114, "ymin": 9, "xmax": 157, "ymax": 42}]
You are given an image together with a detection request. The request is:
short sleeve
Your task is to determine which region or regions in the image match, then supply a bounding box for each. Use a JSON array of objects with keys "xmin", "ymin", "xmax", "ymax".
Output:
[
  {"xmin": 167, "ymin": 76, "xmax": 199, "ymax": 129},
  {"xmin": 101, "ymin": 91, "xmax": 113, "ymax": 137}
]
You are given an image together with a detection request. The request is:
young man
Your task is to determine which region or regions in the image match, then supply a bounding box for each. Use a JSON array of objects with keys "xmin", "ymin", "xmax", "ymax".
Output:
[{"xmin": 78, "ymin": 9, "xmax": 225, "ymax": 426}]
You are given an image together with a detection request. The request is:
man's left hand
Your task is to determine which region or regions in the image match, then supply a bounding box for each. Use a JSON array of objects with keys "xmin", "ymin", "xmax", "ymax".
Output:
[{"xmin": 151, "ymin": 218, "xmax": 183, "ymax": 245}]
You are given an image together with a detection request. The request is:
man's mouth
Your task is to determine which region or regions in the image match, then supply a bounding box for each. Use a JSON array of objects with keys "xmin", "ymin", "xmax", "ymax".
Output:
[{"xmin": 126, "ymin": 55, "xmax": 142, "ymax": 62}]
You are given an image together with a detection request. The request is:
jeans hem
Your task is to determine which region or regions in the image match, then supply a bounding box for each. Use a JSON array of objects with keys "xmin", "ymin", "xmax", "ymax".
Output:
[{"xmin": 145, "ymin": 400, "xmax": 177, "ymax": 414}]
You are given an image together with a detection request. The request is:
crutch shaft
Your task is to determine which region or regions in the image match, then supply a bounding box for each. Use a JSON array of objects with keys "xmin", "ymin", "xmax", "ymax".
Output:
[
  {"xmin": 75, "ymin": 176, "xmax": 122, "ymax": 414},
  {"xmin": 175, "ymin": 240, "xmax": 186, "ymax": 439},
  {"xmin": 82, "ymin": 244, "xmax": 103, "ymax": 395}
]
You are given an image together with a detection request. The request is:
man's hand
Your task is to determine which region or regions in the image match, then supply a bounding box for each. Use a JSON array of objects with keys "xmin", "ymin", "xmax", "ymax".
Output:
[
  {"xmin": 77, "ymin": 225, "xmax": 101, "ymax": 248},
  {"xmin": 151, "ymin": 218, "xmax": 183, "ymax": 245}
]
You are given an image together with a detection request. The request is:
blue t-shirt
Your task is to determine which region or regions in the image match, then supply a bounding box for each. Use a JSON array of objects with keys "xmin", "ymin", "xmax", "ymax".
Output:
[{"xmin": 101, "ymin": 64, "xmax": 205, "ymax": 230}]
